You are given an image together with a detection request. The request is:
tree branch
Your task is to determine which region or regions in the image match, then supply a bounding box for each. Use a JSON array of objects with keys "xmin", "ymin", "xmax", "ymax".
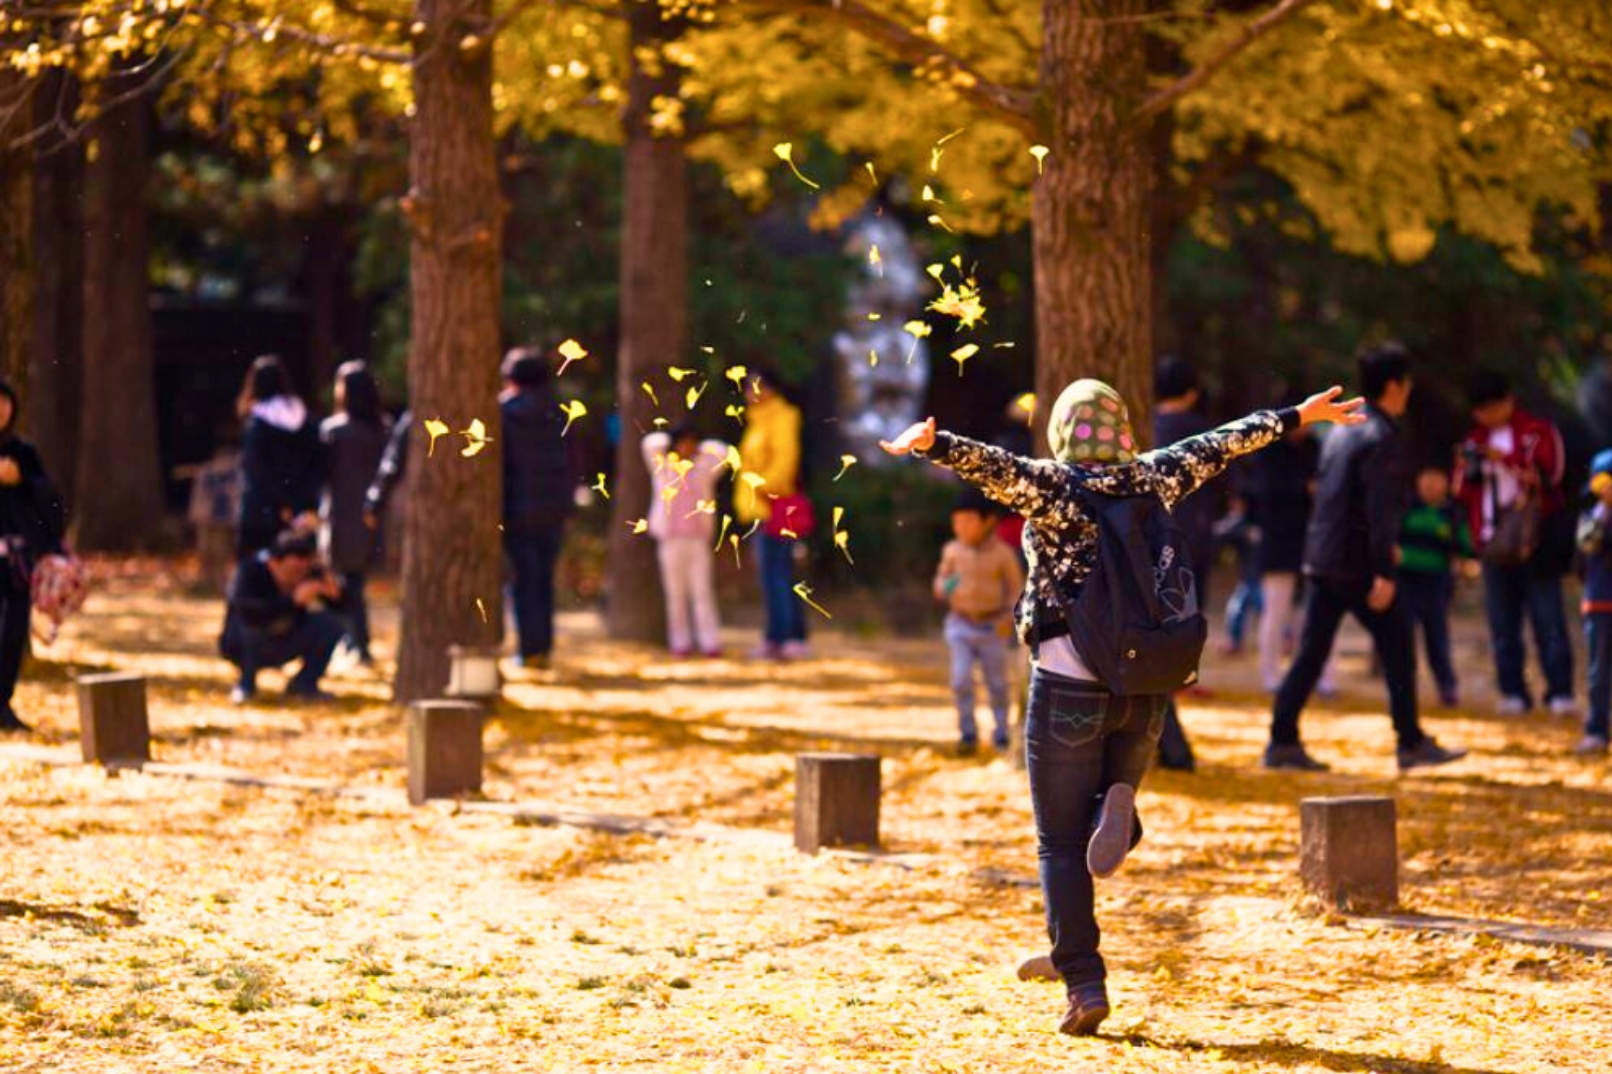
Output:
[
  {"xmin": 737, "ymin": 0, "xmax": 1034, "ymax": 131},
  {"xmin": 1133, "ymin": 0, "xmax": 1318, "ymax": 122}
]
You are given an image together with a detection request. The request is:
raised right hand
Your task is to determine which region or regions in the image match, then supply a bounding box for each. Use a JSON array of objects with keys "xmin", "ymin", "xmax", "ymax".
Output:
[{"xmin": 1367, "ymin": 576, "xmax": 1396, "ymax": 613}]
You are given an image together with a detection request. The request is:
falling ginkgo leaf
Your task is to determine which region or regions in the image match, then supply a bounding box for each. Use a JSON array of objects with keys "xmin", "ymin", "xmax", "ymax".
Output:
[
  {"xmin": 592, "ymin": 473, "xmax": 610, "ymax": 500},
  {"xmin": 642, "ymin": 382, "xmax": 659, "ymax": 408},
  {"xmin": 666, "ymin": 367, "xmax": 696, "ymax": 382},
  {"xmin": 460, "ymin": 418, "xmax": 492, "ymax": 458},
  {"xmin": 868, "ymin": 350, "xmax": 879, "ymax": 368},
  {"xmin": 927, "ymin": 213, "xmax": 954, "ymax": 233},
  {"xmin": 922, "ymin": 184, "xmax": 941, "ymax": 203},
  {"xmin": 832, "ymin": 506, "xmax": 853, "ymax": 565},
  {"xmin": 794, "ymin": 582, "xmax": 832, "ymax": 620},
  {"xmin": 1029, "ymin": 144, "xmax": 1050, "ymax": 174},
  {"xmin": 729, "ymin": 534, "xmax": 742, "ymax": 566},
  {"xmin": 629, "ymin": 519, "xmax": 648, "ymax": 534},
  {"xmin": 715, "ymin": 513, "xmax": 733, "ymax": 553},
  {"xmin": 864, "ymin": 161, "xmax": 878, "ymax": 185},
  {"xmin": 686, "ymin": 383, "xmax": 706, "ymax": 410},
  {"xmin": 951, "ymin": 343, "xmax": 980, "ymax": 373},
  {"xmin": 903, "ymin": 320, "xmax": 933, "ymax": 363},
  {"xmin": 926, "ymin": 263, "xmax": 945, "ymax": 282},
  {"xmin": 725, "ymin": 365, "xmax": 748, "ymax": 389},
  {"xmin": 559, "ymin": 401, "xmax": 587, "ymax": 436},
  {"xmin": 834, "ymin": 455, "xmax": 858, "ymax": 482},
  {"xmin": 557, "ymin": 338, "xmax": 589, "ymax": 376},
  {"xmin": 725, "ymin": 404, "xmax": 746, "ymax": 422},
  {"xmin": 722, "ymin": 445, "xmax": 742, "ymax": 473},
  {"xmin": 423, "ymin": 418, "xmax": 451, "ymax": 457},
  {"xmin": 869, "ymin": 245, "xmax": 882, "ymax": 276},
  {"xmin": 772, "ymin": 142, "xmax": 820, "ymax": 190},
  {"xmin": 475, "ymin": 598, "xmax": 488, "ymax": 623}
]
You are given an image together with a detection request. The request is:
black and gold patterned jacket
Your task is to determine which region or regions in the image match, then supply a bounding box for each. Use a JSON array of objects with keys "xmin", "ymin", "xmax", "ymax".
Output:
[{"xmin": 920, "ymin": 409, "xmax": 1301, "ymax": 644}]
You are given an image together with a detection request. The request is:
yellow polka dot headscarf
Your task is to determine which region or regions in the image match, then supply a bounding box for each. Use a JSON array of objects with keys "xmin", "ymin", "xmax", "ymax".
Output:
[{"xmin": 1047, "ymin": 379, "xmax": 1138, "ymax": 465}]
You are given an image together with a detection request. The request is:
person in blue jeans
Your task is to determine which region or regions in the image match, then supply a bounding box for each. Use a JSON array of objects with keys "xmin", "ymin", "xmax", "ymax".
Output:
[
  {"xmin": 1575, "ymin": 450, "xmax": 1612, "ymax": 755},
  {"xmin": 882, "ymin": 378, "xmax": 1366, "ymax": 1037},
  {"xmin": 220, "ymin": 531, "xmax": 344, "ymax": 704},
  {"xmin": 501, "ymin": 348, "xmax": 574, "ymax": 669},
  {"xmin": 934, "ymin": 489, "xmax": 1024, "ymax": 753}
]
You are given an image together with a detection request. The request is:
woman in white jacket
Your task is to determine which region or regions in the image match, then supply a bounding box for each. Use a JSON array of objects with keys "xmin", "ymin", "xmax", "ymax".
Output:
[{"xmin": 642, "ymin": 425, "xmax": 731, "ymax": 656}]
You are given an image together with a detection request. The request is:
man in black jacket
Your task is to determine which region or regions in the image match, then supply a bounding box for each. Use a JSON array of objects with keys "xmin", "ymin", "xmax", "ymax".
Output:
[
  {"xmin": 220, "ymin": 530, "xmax": 344, "ymax": 704},
  {"xmin": 501, "ymin": 348, "xmax": 574, "ymax": 668},
  {"xmin": 1264, "ymin": 344, "xmax": 1467, "ymax": 772}
]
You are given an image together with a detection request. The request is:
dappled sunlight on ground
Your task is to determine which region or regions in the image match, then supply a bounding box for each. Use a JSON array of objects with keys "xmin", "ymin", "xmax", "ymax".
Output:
[{"xmin": 2, "ymin": 561, "xmax": 1610, "ymax": 1070}]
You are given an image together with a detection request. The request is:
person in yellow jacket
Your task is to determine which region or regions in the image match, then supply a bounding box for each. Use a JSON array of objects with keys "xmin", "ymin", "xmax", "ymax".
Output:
[{"xmin": 736, "ymin": 370, "xmax": 810, "ymax": 660}]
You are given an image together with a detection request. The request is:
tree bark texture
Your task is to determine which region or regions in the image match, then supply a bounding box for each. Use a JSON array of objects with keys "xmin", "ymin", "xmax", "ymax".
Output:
[
  {"xmin": 74, "ymin": 84, "xmax": 164, "ymax": 550},
  {"xmin": 28, "ymin": 70, "xmax": 83, "ymax": 488},
  {"xmin": 395, "ymin": 0, "xmax": 505, "ymax": 702},
  {"xmin": 604, "ymin": 0, "xmax": 689, "ymax": 642},
  {"xmin": 1033, "ymin": 0, "xmax": 1156, "ymax": 450},
  {"xmin": 0, "ymin": 68, "xmax": 31, "ymax": 394}
]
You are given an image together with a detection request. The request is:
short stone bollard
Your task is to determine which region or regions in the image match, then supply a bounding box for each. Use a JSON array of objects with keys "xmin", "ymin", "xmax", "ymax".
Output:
[
  {"xmin": 75, "ymin": 672, "xmax": 151, "ymax": 767},
  {"xmin": 1300, "ymin": 796, "xmax": 1399, "ymax": 911},
  {"xmin": 794, "ymin": 753, "xmax": 881, "ymax": 854},
  {"xmin": 407, "ymin": 700, "xmax": 484, "ymax": 806}
]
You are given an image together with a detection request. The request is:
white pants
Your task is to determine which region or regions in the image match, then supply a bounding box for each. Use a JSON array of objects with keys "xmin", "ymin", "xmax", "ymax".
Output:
[
  {"xmin": 1260, "ymin": 572, "xmax": 1336, "ymax": 694},
  {"xmin": 657, "ymin": 536, "xmax": 721, "ymax": 653}
]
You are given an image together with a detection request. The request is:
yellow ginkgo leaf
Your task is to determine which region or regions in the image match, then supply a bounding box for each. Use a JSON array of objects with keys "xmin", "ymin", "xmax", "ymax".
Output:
[
  {"xmin": 722, "ymin": 445, "xmax": 742, "ymax": 473},
  {"xmin": 864, "ymin": 161, "xmax": 878, "ymax": 185},
  {"xmin": 460, "ymin": 418, "xmax": 492, "ymax": 458},
  {"xmin": 868, "ymin": 244, "xmax": 882, "ymax": 270},
  {"xmin": 715, "ymin": 513, "xmax": 733, "ymax": 553},
  {"xmin": 834, "ymin": 530, "xmax": 854, "ymax": 565},
  {"xmin": 868, "ymin": 350, "xmax": 879, "ymax": 368},
  {"xmin": 725, "ymin": 365, "xmax": 748, "ymax": 388},
  {"xmin": 927, "ymin": 213, "xmax": 954, "ymax": 233},
  {"xmin": 557, "ymin": 338, "xmax": 589, "ymax": 376},
  {"xmin": 652, "ymin": 417, "xmax": 669, "ymax": 428},
  {"xmin": 422, "ymin": 418, "xmax": 450, "ymax": 457},
  {"xmin": 592, "ymin": 473, "xmax": 610, "ymax": 500},
  {"xmin": 725, "ymin": 404, "xmax": 746, "ymax": 422},
  {"xmin": 475, "ymin": 598, "xmax": 488, "ymax": 623},
  {"xmin": 1029, "ymin": 145, "xmax": 1050, "ymax": 175},
  {"xmin": 686, "ymin": 383, "xmax": 706, "ymax": 409},
  {"xmin": 559, "ymin": 401, "xmax": 587, "ymax": 436},
  {"xmin": 833, "ymin": 455, "xmax": 857, "ymax": 481},
  {"xmin": 951, "ymin": 343, "xmax": 980, "ymax": 373},
  {"xmin": 793, "ymin": 582, "xmax": 832, "ymax": 620},
  {"xmin": 628, "ymin": 519, "xmax": 648, "ymax": 535},
  {"xmin": 642, "ymin": 381, "xmax": 659, "ymax": 407},
  {"xmin": 903, "ymin": 320, "xmax": 933, "ymax": 339},
  {"xmin": 772, "ymin": 142, "xmax": 820, "ymax": 190},
  {"xmin": 926, "ymin": 263, "xmax": 945, "ymax": 282},
  {"xmin": 666, "ymin": 367, "xmax": 696, "ymax": 382},
  {"xmin": 922, "ymin": 184, "xmax": 941, "ymax": 203}
]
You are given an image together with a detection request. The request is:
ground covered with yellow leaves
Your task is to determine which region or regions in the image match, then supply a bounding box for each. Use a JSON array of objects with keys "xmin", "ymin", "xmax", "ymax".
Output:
[{"xmin": 2, "ymin": 563, "xmax": 1610, "ymax": 1072}]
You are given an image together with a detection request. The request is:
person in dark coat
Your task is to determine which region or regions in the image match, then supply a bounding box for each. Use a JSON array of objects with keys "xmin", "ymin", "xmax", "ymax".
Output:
[
  {"xmin": 320, "ymin": 362, "xmax": 391, "ymax": 666},
  {"xmin": 220, "ymin": 530, "xmax": 344, "ymax": 704},
  {"xmin": 1264, "ymin": 343, "xmax": 1466, "ymax": 772},
  {"xmin": 364, "ymin": 408, "xmax": 411, "ymax": 528},
  {"xmin": 0, "ymin": 380, "xmax": 67, "ymax": 733},
  {"xmin": 1246, "ymin": 425, "xmax": 1336, "ymax": 697},
  {"xmin": 501, "ymin": 348, "xmax": 574, "ymax": 668},
  {"xmin": 236, "ymin": 355, "xmax": 324, "ymax": 558}
]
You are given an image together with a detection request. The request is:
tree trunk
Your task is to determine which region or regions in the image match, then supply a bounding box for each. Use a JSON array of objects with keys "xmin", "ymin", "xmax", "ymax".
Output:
[
  {"xmin": 28, "ymin": 70, "xmax": 83, "ymax": 490},
  {"xmin": 1033, "ymin": 0, "xmax": 1155, "ymax": 450},
  {"xmin": 604, "ymin": 0, "xmax": 689, "ymax": 642},
  {"xmin": 74, "ymin": 84, "xmax": 164, "ymax": 550},
  {"xmin": 0, "ymin": 69, "xmax": 31, "ymax": 393},
  {"xmin": 394, "ymin": 0, "xmax": 504, "ymax": 702}
]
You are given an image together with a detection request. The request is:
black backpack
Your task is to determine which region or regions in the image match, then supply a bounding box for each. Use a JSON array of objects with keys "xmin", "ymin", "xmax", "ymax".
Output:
[{"xmin": 1055, "ymin": 484, "xmax": 1208, "ymax": 696}]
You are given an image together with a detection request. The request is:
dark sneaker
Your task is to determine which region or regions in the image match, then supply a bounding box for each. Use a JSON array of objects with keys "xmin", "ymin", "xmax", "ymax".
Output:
[
  {"xmin": 1059, "ymin": 983, "xmax": 1110, "ymax": 1036},
  {"xmin": 1087, "ymin": 783, "xmax": 1138, "ymax": 879},
  {"xmin": 1263, "ymin": 743, "xmax": 1330, "ymax": 771},
  {"xmin": 1397, "ymin": 737, "xmax": 1467, "ymax": 771},
  {"xmin": 992, "ymin": 732, "xmax": 1011, "ymax": 752},
  {"xmin": 957, "ymin": 735, "xmax": 980, "ymax": 757},
  {"xmin": 0, "ymin": 707, "xmax": 31, "ymax": 734}
]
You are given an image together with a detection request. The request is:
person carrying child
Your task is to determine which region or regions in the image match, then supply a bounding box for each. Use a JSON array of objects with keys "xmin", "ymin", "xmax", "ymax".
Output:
[
  {"xmin": 1398, "ymin": 463, "xmax": 1476, "ymax": 707},
  {"xmin": 881, "ymin": 378, "xmax": 1365, "ymax": 1037},
  {"xmin": 642, "ymin": 424, "xmax": 732, "ymax": 657},
  {"xmin": 1574, "ymin": 450, "xmax": 1612, "ymax": 755},
  {"xmin": 935, "ymin": 488, "xmax": 1024, "ymax": 753}
]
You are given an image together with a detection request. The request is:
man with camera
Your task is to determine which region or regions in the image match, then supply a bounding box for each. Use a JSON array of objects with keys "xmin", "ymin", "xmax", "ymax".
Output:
[{"xmin": 220, "ymin": 528, "xmax": 345, "ymax": 704}]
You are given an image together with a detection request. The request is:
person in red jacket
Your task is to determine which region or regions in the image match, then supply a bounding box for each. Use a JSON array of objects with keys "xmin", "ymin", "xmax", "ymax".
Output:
[{"xmin": 1453, "ymin": 371, "xmax": 1575, "ymax": 716}]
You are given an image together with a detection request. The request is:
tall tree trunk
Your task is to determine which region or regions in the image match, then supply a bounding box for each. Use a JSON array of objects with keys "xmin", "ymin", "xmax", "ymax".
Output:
[
  {"xmin": 1033, "ymin": 0, "xmax": 1155, "ymax": 449},
  {"xmin": 75, "ymin": 84, "xmax": 163, "ymax": 550},
  {"xmin": 28, "ymin": 70, "xmax": 83, "ymax": 490},
  {"xmin": 394, "ymin": 0, "xmax": 504, "ymax": 702},
  {"xmin": 604, "ymin": 0, "xmax": 688, "ymax": 642},
  {"xmin": 0, "ymin": 69, "xmax": 31, "ymax": 393}
]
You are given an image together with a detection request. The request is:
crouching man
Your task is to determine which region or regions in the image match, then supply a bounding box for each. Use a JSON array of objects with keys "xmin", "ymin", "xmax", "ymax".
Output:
[{"xmin": 221, "ymin": 530, "xmax": 344, "ymax": 704}]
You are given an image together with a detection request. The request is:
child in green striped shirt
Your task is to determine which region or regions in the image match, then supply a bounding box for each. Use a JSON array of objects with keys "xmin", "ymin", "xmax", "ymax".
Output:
[{"xmin": 1399, "ymin": 465, "xmax": 1476, "ymax": 707}]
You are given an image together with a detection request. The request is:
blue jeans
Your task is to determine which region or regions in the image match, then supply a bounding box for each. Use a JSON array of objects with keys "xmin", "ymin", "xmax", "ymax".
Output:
[
  {"xmin": 757, "ymin": 534, "xmax": 806, "ymax": 645},
  {"xmin": 1480, "ymin": 564, "xmax": 1573, "ymax": 704},
  {"xmin": 1225, "ymin": 576, "xmax": 1264, "ymax": 647},
  {"xmin": 505, "ymin": 525, "xmax": 564, "ymax": 659},
  {"xmin": 222, "ymin": 611, "xmax": 344, "ymax": 694},
  {"xmin": 1399, "ymin": 571, "xmax": 1456, "ymax": 695},
  {"xmin": 1586, "ymin": 613, "xmax": 1612, "ymax": 738},
  {"xmin": 943, "ymin": 614, "xmax": 1010, "ymax": 742},
  {"xmin": 1025, "ymin": 669, "xmax": 1165, "ymax": 988}
]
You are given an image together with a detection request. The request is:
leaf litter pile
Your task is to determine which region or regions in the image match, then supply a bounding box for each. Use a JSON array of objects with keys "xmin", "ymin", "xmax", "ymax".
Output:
[{"xmin": 2, "ymin": 565, "xmax": 1611, "ymax": 1072}]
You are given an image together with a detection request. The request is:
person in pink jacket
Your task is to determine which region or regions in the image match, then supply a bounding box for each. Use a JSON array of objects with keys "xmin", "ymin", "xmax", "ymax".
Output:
[{"xmin": 642, "ymin": 425, "xmax": 732, "ymax": 657}]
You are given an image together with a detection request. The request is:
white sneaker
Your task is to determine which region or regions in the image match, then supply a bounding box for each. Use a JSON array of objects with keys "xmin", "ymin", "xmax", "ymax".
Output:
[
  {"xmin": 1548, "ymin": 697, "xmax": 1578, "ymax": 718},
  {"xmin": 1496, "ymin": 696, "xmax": 1530, "ymax": 716},
  {"xmin": 1573, "ymin": 734, "xmax": 1609, "ymax": 755}
]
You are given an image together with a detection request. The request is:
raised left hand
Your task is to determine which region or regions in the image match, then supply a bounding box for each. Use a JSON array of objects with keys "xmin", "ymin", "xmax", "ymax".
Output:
[{"xmin": 1297, "ymin": 386, "xmax": 1368, "ymax": 428}]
